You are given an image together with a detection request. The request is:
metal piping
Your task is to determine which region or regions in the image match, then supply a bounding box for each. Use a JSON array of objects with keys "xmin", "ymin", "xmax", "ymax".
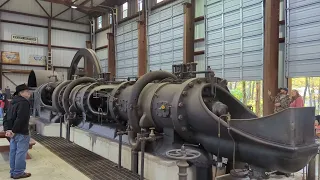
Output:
[
  {"xmin": 52, "ymin": 80, "xmax": 72, "ymax": 113},
  {"xmin": 140, "ymin": 139, "xmax": 146, "ymax": 180},
  {"xmin": 37, "ymin": 83, "xmax": 56, "ymax": 111},
  {"xmin": 85, "ymin": 85, "xmax": 111, "ymax": 116},
  {"xmin": 97, "ymin": 4, "xmax": 118, "ymax": 74},
  {"xmin": 128, "ymin": 130, "xmax": 141, "ymax": 151},
  {"xmin": 62, "ymin": 77, "xmax": 97, "ymax": 118},
  {"xmin": 127, "ymin": 71, "xmax": 177, "ymax": 133}
]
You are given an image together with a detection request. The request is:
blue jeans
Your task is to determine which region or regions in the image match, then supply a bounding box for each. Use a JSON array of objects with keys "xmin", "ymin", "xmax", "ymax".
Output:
[
  {"xmin": 0, "ymin": 107, "xmax": 3, "ymax": 118},
  {"xmin": 9, "ymin": 134, "xmax": 30, "ymax": 177}
]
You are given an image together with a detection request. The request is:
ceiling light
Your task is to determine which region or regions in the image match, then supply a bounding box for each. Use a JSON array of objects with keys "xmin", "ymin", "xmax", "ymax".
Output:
[{"xmin": 71, "ymin": 5, "xmax": 77, "ymax": 9}]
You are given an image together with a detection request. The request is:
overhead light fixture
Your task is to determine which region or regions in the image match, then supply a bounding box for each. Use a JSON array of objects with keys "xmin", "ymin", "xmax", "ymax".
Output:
[{"xmin": 71, "ymin": 5, "xmax": 77, "ymax": 9}]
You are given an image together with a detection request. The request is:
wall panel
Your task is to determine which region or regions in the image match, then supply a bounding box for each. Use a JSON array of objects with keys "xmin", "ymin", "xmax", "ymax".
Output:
[
  {"xmin": 285, "ymin": 0, "xmax": 320, "ymax": 77},
  {"xmin": 2, "ymin": 65, "xmax": 43, "ymax": 90},
  {"xmin": 116, "ymin": 18, "xmax": 138, "ymax": 78},
  {"xmin": 205, "ymin": 0, "xmax": 264, "ymax": 81},
  {"xmin": 52, "ymin": 49, "xmax": 79, "ymax": 67},
  {"xmin": 96, "ymin": 30, "xmax": 109, "ymax": 48},
  {"xmin": 96, "ymin": 48, "xmax": 108, "ymax": 73},
  {"xmin": 0, "ymin": 22, "xmax": 48, "ymax": 44},
  {"xmin": 54, "ymin": 67, "xmax": 68, "ymax": 81},
  {"xmin": 52, "ymin": 30, "xmax": 89, "ymax": 48},
  {"xmin": 52, "ymin": 20, "xmax": 90, "ymax": 32},
  {"xmin": 1, "ymin": 0, "xmax": 49, "ymax": 17},
  {"xmin": 0, "ymin": 18, "xmax": 48, "ymax": 65},
  {"xmin": 0, "ymin": 44, "xmax": 47, "ymax": 64},
  {"xmin": 148, "ymin": 0, "xmax": 185, "ymax": 72},
  {"xmin": 1, "ymin": 12, "xmax": 48, "ymax": 26}
]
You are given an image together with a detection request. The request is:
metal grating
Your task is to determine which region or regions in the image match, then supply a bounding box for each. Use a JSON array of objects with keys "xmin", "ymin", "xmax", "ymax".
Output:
[{"xmin": 32, "ymin": 134, "xmax": 140, "ymax": 180}]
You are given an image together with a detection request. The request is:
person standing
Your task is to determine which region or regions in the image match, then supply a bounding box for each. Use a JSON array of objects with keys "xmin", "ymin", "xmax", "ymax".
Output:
[
  {"xmin": 290, "ymin": 89, "xmax": 304, "ymax": 108},
  {"xmin": 0, "ymin": 98, "xmax": 5, "ymax": 119},
  {"xmin": 268, "ymin": 88, "xmax": 291, "ymax": 113},
  {"xmin": 3, "ymin": 84, "xmax": 31, "ymax": 179}
]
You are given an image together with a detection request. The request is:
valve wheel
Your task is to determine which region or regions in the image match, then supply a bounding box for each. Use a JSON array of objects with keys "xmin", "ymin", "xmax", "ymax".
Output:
[{"xmin": 166, "ymin": 149, "xmax": 201, "ymax": 160}]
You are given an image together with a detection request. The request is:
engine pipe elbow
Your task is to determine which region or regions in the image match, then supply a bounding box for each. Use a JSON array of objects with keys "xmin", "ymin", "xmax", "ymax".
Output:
[
  {"xmin": 127, "ymin": 71, "xmax": 177, "ymax": 133},
  {"xmin": 128, "ymin": 130, "xmax": 141, "ymax": 151},
  {"xmin": 62, "ymin": 77, "xmax": 97, "ymax": 117},
  {"xmin": 52, "ymin": 80, "xmax": 72, "ymax": 113}
]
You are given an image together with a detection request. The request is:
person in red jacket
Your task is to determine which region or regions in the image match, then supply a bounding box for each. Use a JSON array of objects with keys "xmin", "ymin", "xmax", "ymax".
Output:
[
  {"xmin": 0, "ymin": 99, "xmax": 4, "ymax": 118},
  {"xmin": 290, "ymin": 89, "xmax": 304, "ymax": 108}
]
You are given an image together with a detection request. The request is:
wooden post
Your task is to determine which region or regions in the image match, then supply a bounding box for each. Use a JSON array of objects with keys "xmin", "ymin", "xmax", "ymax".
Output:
[
  {"xmin": 287, "ymin": 78, "xmax": 292, "ymax": 92},
  {"xmin": 183, "ymin": 1, "xmax": 195, "ymax": 64},
  {"xmin": 256, "ymin": 81, "xmax": 261, "ymax": 117},
  {"xmin": 138, "ymin": 0, "xmax": 147, "ymax": 77},
  {"xmin": 107, "ymin": 33, "xmax": 116, "ymax": 79},
  {"xmin": 263, "ymin": 0, "xmax": 280, "ymax": 116}
]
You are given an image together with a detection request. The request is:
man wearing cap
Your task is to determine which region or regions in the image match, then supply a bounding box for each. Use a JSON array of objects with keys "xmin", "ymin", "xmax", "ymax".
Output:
[
  {"xmin": 3, "ymin": 84, "xmax": 31, "ymax": 179},
  {"xmin": 268, "ymin": 87, "xmax": 291, "ymax": 113}
]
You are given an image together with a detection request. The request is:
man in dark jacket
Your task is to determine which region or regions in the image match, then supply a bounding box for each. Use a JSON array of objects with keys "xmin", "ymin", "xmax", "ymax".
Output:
[{"xmin": 3, "ymin": 84, "xmax": 31, "ymax": 179}]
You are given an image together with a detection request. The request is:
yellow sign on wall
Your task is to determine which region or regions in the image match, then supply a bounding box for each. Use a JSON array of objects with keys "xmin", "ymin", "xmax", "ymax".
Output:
[{"xmin": 1, "ymin": 51, "xmax": 20, "ymax": 64}]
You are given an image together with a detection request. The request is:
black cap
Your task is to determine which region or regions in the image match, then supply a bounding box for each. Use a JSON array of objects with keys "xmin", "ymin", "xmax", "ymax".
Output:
[
  {"xmin": 280, "ymin": 87, "xmax": 288, "ymax": 92},
  {"xmin": 13, "ymin": 84, "xmax": 29, "ymax": 96}
]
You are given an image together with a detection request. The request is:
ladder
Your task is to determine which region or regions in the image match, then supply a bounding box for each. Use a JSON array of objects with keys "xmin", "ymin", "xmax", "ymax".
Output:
[{"xmin": 46, "ymin": 51, "xmax": 53, "ymax": 70}]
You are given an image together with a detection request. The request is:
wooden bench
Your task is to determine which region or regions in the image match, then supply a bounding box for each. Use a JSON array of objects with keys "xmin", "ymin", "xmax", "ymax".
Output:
[{"xmin": 0, "ymin": 131, "xmax": 36, "ymax": 159}]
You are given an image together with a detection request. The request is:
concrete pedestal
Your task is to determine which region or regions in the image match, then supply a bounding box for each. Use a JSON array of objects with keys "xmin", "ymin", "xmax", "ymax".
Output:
[{"xmin": 34, "ymin": 118, "xmax": 195, "ymax": 180}]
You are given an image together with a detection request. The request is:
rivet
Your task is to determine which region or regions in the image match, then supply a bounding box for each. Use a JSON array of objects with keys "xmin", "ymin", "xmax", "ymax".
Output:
[
  {"xmin": 178, "ymin": 102, "xmax": 184, "ymax": 107},
  {"xmin": 115, "ymin": 90, "xmax": 120, "ymax": 95},
  {"xmin": 188, "ymin": 83, "xmax": 194, "ymax": 88},
  {"xmin": 182, "ymin": 91, "xmax": 187, "ymax": 96},
  {"xmin": 197, "ymin": 79, "xmax": 202, "ymax": 84},
  {"xmin": 181, "ymin": 127, "xmax": 187, "ymax": 131},
  {"xmin": 178, "ymin": 115, "xmax": 183, "ymax": 120}
]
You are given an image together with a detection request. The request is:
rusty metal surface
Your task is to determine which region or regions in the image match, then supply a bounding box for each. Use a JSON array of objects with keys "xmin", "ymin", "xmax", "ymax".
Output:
[{"xmin": 32, "ymin": 134, "xmax": 140, "ymax": 180}]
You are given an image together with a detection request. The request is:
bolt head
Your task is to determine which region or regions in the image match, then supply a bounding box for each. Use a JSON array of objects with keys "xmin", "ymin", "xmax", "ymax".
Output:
[
  {"xmin": 182, "ymin": 91, "xmax": 187, "ymax": 96},
  {"xmin": 115, "ymin": 115, "xmax": 119, "ymax": 119},
  {"xmin": 197, "ymin": 79, "xmax": 201, "ymax": 84},
  {"xmin": 178, "ymin": 102, "xmax": 184, "ymax": 107},
  {"xmin": 178, "ymin": 115, "xmax": 183, "ymax": 120},
  {"xmin": 188, "ymin": 83, "xmax": 194, "ymax": 88},
  {"xmin": 181, "ymin": 127, "xmax": 187, "ymax": 131}
]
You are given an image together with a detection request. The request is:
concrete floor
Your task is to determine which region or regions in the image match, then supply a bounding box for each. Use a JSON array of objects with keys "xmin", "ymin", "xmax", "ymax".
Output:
[{"xmin": 0, "ymin": 141, "xmax": 89, "ymax": 180}]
